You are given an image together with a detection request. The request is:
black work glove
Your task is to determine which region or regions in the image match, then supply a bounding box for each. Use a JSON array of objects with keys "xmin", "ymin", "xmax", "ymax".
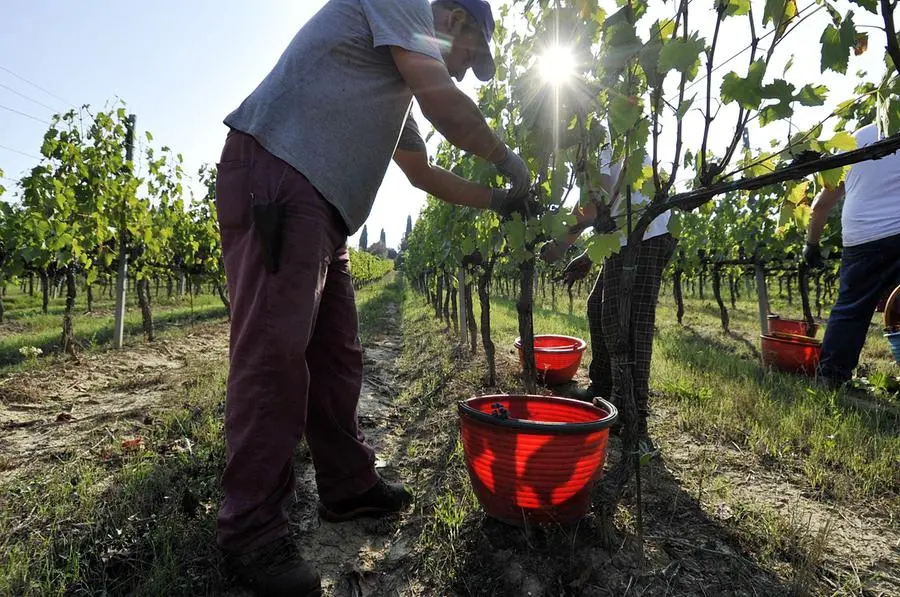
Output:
[
  {"xmin": 557, "ymin": 253, "xmax": 593, "ymax": 287},
  {"xmin": 493, "ymin": 146, "xmax": 532, "ymax": 200},
  {"xmin": 803, "ymin": 242, "xmax": 823, "ymax": 268},
  {"xmin": 489, "ymin": 189, "xmax": 543, "ymax": 221},
  {"xmin": 539, "ymin": 239, "xmax": 569, "ymax": 263}
]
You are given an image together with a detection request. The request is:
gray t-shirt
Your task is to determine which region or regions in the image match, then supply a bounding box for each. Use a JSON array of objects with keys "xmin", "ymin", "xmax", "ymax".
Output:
[{"xmin": 223, "ymin": 0, "xmax": 443, "ymax": 234}]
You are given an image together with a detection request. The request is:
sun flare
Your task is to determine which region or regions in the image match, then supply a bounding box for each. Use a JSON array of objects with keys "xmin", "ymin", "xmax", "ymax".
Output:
[{"xmin": 537, "ymin": 45, "xmax": 576, "ymax": 86}]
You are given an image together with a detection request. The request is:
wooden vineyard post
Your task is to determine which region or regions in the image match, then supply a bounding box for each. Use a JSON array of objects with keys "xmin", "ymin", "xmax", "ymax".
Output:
[
  {"xmin": 518, "ymin": 258, "xmax": 537, "ymax": 394},
  {"xmin": 798, "ymin": 263, "xmax": 815, "ymax": 326},
  {"xmin": 712, "ymin": 263, "xmax": 729, "ymax": 332},
  {"xmin": 755, "ymin": 260, "xmax": 770, "ymax": 337},
  {"xmin": 113, "ymin": 114, "xmax": 136, "ymax": 349},
  {"xmin": 458, "ymin": 266, "xmax": 468, "ymax": 349}
]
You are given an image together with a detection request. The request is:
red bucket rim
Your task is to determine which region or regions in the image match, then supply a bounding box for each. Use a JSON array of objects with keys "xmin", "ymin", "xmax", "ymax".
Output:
[
  {"xmin": 513, "ymin": 335, "xmax": 588, "ymax": 354},
  {"xmin": 458, "ymin": 394, "xmax": 618, "ymax": 434},
  {"xmin": 767, "ymin": 315, "xmax": 815, "ymax": 325},
  {"xmin": 760, "ymin": 333, "xmax": 821, "ymax": 347}
]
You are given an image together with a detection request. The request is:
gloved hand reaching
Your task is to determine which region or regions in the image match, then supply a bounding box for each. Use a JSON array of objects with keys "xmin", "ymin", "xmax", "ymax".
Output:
[
  {"xmin": 539, "ymin": 239, "xmax": 570, "ymax": 263},
  {"xmin": 489, "ymin": 187, "xmax": 540, "ymax": 220},
  {"xmin": 493, "ymin": 145, "xmax": 532, "ymax": 200},
  {"xmin": 803, "ymin": 242, "xmax": 824, "ymax": 268},
  {"xmin": 557, "ymin": 252, "xmax": 593, "ymax": 287},
  {"xmin": 489, "ymin": 188, "xmax": 524, "ymax": 217}
]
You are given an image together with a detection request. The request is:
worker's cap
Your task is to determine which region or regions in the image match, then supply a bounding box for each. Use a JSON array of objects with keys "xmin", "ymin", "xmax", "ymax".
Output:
[{"xmin": 445, "ymin": 0, "xmax": 496, "ymax": 81}]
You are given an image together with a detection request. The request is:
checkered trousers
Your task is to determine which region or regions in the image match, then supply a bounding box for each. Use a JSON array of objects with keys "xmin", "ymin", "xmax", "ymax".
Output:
[{"xmin": 586, "ymin": 233, "xmax": 676, "ymax": 413}]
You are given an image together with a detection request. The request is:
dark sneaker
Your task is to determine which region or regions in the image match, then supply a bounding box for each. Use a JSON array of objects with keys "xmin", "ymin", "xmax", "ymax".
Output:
[
  {"xmin": 223, "ymin": 536, "xmax": 322, "ymax": 597},
  {"xmin": 318, "ymin": 477, "xmax": 413, "ymax": 523},
  {"xmin": 569, "ymin": 384, "xmax": 608, "ymax": 402}
]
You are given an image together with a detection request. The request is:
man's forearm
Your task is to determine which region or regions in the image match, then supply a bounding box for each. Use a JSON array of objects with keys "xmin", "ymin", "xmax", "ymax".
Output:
[
  {"xmin": 419, "ymin": 87, "xmax": 506, "ymax": 163},
  {"xmin": 416, "ymin": 164, "xmax": 492, "ymax": 209},
  {"xmin": 806, "ymin": 185, "xmax": 844, "ymax": 244},
  {"xmin": 806, "ymin": 206, "xmax": 830, "ymax": 244}
]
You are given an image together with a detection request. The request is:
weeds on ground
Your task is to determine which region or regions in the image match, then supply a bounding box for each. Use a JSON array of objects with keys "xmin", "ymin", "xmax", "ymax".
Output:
[
  {"xmin": 0, "ymin": 364, "xmax": 228, "ymax": 597},
  {"xmin": 0, "ymin": 287, "xmax": 226, "ymax": 372}
]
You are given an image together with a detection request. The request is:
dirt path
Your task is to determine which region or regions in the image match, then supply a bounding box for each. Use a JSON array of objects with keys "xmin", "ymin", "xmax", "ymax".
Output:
[
  {"xmin": 209, "ymin": 301, "xmax": 418, "ymax": 597},
  {"xmin": 0, "ymin": 323, "xmax": 229, "ymax": 484},
  {"xmin": 292, "ymin": 334, "xmax": 414, "ymax": 597}
]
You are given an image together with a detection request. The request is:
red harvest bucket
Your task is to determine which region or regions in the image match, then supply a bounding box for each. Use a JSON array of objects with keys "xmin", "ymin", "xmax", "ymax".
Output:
[
  {"xmin": 514, "ymin": 335, "xmax": 587, "ymax": 385},
  {"xmin": 760, "ymin": 333, "xmax": 822, "ymax": 375},
  {"xmin": 767, "ymin": 315, "xmax": 818, "ymax": 338},
  {"xmin": 457, "ymin": 394, "xmax": 618, "ymax": 526}
]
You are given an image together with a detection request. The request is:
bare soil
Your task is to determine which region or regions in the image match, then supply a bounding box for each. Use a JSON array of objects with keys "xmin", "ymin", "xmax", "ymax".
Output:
[{"xmin": 0, "ymin": 324, "xmax": 228, "ymax": 484}]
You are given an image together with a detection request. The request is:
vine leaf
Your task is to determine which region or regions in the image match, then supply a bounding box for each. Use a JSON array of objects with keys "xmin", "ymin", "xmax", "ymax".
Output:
[
  {"xmin": 677, "ymin": 95, "xmax": 696, "ymax": 118},
  {"xmin": 721, "ymin": 59, "xmax": 767, "ymax": 110},
  {"xmin": 848, "ymin": 0, "xmax": 877, "ymax": 14},
  {"xmin": 723, "ymin": 0, "xmax": 751, "ymax": 17},
  {"xmin": 779, "ymin": 202, "xmax": 795, "ymax": 227},
  {"xmin": 783, "ymin": 54, "xmax": 795, "ymax": 75},
  {"xmin": 824, "ymin": 131, "xmax": 857, "ymax": 152},
  {"xmin": 666, "ymin": 211, "xmax": 682, "ymax": 237},
  {"xmin": 503, "ymin": 215, "xmax": 527, "ymax": 253},
  {"xmin": 658, "ymin": 34, "xmax": 706, "ymax": 81},
  {"xmin": 817, "ymin": 166, "xmax": 847, "ymax": 191},
  {"xmin": 788, "ymin": 181, "xmax": 809, "ymax": 205},
  {"xmin": 586, "ymin": 233, "xmax": 621, "ymax": 264},
  {"xmin": 763, "ymin": 0, "xmax": 798, "ymax": 37},
  {"xmin": 795, "ymin": 84, "xmax": 828, "ymax": 106},
  {"xmin": 759, "ymin": 78, "xmax": 796, "ymax": 126},
  {"xmin": 609, "ymin": 95, "xmax": 642, "ymax": 137},
  {"xmin": 854, "ymin": 33, "xmax": 869, "ymax": 56},
  {"xmin": 820, "ymin": 12, "xmax": 857, "ymax": 74},
  {"xmin": 792, "ymin": 203, "xmax": 812, "ymax": 229}
]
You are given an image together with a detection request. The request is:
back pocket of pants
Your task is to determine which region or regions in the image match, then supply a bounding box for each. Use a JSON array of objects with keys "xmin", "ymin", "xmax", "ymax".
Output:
[{"xmin": 216, "ymin": 161, "xmax": 252, "ymax": 230}]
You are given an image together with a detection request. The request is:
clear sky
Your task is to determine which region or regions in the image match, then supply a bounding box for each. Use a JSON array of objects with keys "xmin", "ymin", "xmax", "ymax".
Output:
[{"xmin": 0, "ymin": 1, "xmax": 888, "ymax": 248}]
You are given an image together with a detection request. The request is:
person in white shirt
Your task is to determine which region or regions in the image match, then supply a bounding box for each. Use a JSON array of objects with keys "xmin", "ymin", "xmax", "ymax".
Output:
[
  {"xmin": 542, "ymin": 145, "xmax": 676, "ymax": 448},
  {"xmin": 804, "ymin": 122, "xmax": 900, "ymax": 386}
]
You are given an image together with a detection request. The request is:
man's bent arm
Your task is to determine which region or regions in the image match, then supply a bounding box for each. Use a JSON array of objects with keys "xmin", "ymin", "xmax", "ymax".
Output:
[
  {"xmin": 806, "ymin": 183, "xmax": 844, "ymax": 244},
  {"xmin": 390, "ymin": 47, "xmax": 506, "ymax": 164},
  {"xmin": 393, "ymin": 148, "xmax": 491, "ymax": 209}
]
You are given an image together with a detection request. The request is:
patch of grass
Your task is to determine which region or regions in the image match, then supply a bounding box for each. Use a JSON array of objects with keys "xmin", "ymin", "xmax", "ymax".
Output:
[
  {"xmin": 0, "ymin": 363, "xmax": 229, "ymax": 596},
  {"xmin": 725, "ymin": 499, "xmax": 835, "ymax": 593},
  {"xmin": 356, "ymin": 273, "xmax": 402, "ymax": 342},
  {"xmin": 391, "ymin": 288, "xmax": 483, "ymax": 590},
  {"xmin": 0, "ymin": 285, "xmax": 227, "ymax": 373}
]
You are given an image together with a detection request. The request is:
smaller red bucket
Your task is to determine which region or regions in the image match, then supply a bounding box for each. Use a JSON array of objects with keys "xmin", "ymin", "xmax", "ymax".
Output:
[
  {"xmin": 458, "ymin": 395, "xmax": 617, "ymax": 526},
  {"xmin": 767, "ymin": 315, "xmax": 818, "ymax": 338},
  {"xmin": 514, "ymin": 335, "xmax": 587, "ymax": 385},
  {"xmin": 761, "ymin": 333, "xmax": 822, "ymax": 375}
]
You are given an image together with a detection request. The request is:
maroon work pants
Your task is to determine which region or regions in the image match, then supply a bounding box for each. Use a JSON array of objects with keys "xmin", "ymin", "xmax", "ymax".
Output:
[{"xmin": 214, "ymin": 130, "xmax": 377, "ymax": 553}]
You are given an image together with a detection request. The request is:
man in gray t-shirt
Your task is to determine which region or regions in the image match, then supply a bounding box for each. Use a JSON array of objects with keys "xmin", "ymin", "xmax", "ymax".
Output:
[{"xmin": 214, "ymin": 1, "xmax": 530, "ymax": 595}]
